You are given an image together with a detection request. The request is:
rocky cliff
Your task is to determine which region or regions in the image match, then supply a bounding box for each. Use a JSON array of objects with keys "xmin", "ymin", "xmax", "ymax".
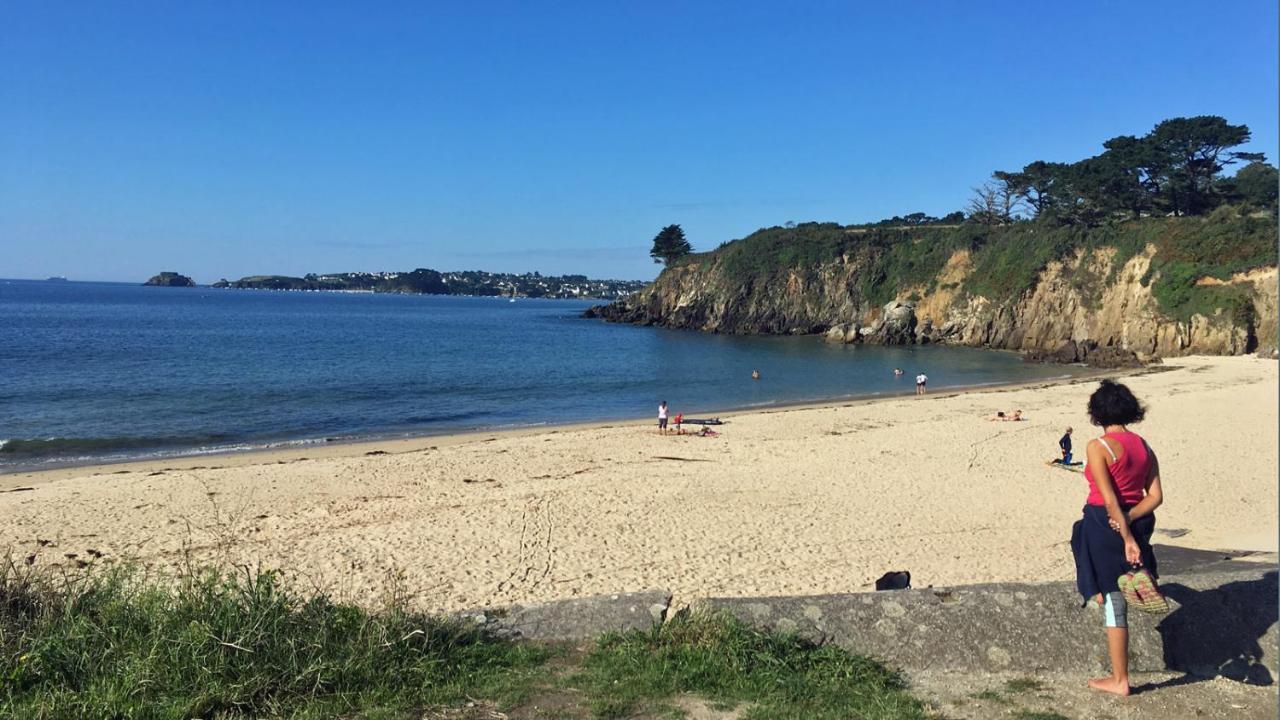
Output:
[{"xmin": 592, "ymin": 214, "xmax": 1278, "ymax": 363}]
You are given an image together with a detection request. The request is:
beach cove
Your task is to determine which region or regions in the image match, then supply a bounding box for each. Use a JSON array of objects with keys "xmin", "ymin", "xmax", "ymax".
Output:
[{"xmin": 2, "ymin": 355, "xmax": 1275, "ymax": 613}]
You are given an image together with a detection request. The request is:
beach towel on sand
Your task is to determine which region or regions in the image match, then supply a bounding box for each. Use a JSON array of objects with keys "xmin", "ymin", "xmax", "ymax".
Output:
[{"xmin": 1046, "ymin": 460, "xmax": 1084, "ymax": 474}]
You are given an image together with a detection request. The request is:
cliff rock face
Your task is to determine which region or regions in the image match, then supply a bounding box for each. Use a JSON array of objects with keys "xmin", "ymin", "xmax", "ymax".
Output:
[
  {"xmin": 144, "ymin": 272, "xmax": 195, "ymax": 287},
  {"xmin": 593, "ymin": 245, "xmax": 1278, "ymax": 362}
]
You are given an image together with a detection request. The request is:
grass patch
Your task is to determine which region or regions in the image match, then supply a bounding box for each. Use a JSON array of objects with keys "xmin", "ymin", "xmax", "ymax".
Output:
[
  {"xmin": 1012, "ymin": 711, "xmax": 1069, "ymax": 720},
  {"xmin": 969, "ymin": 689, "xmax": 1009, "ymax": 704},
  {"xmin": 1004, "ymin": 677, "xmax": 1045, "ymax": 693},
  {"xmin": 0, "ymin": 561, "xmax": 551, "ymax": 719},
  {"xmin": 575, "ymin": 610, "xmax": 926, "ymax": 719},
  {"xmin": 1, "ymin": 563, "xmax": 928, "ymax": 719}
]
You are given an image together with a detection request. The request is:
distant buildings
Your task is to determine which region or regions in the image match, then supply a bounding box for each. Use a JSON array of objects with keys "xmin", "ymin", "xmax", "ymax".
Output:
[{"xmin": 219, "ymin": 268, "xmax": 647, "ymax": 299}]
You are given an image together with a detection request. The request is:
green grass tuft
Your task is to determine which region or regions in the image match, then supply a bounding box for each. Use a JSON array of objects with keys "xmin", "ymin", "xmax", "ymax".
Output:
[
  {"xmin": 1004, "ymin": 677, "xmax": 1045, "ymax": 693},
  {"xmin": 2, "ymin": 563, "xmax": 931, "ymax": 719},
  {"xmin": 970, "ymin": 689, "xmax": 1008, "ymax": 704},
  {"xmin": 0, "ymin": 561, "xmax": 549, "ymax": 719},
  {"xmin": 575, "ymin": 610, "xmax": 926, "ymax": 719},
  {"xmin": 1012, "ymin": 711, "xmax": 1070, "ymax": 720}
]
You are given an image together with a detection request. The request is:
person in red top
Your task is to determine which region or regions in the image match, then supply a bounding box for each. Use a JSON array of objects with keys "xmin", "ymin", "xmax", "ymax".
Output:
[{"xmin": 1070, "ymin": 380, "xmax": 1165, "ymax": 697}]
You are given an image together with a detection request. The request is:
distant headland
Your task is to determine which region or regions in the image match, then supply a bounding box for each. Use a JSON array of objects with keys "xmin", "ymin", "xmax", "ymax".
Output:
[{"xmin": 208, "ymin": 268, "xmax": 647, "ymax": 300}]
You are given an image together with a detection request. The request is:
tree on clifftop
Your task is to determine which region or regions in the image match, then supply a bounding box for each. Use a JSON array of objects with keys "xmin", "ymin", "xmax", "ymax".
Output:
[
  {"xmin": 1223, "ymin": 161, "xmax": 1279, "ymax": 212},
  {"xmin": 650, "ymin": 224, "xmax": 692, "ymax": 264}
]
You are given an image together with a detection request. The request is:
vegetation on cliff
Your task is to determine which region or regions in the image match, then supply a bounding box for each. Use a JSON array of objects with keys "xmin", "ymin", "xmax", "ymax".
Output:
[
  {"xmin": 672, "ymin": 208, "xmax": 1275, "ymax": 323},
  {"xmin": 607, "ymin": 116, "xmax": 1277, "ymax": 351}
]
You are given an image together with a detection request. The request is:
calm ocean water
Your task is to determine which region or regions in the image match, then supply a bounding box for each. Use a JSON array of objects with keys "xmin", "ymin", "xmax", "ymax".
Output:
[{"xmin": 1, "ymin": 279, "xmax": 1083, "ymax": 471}]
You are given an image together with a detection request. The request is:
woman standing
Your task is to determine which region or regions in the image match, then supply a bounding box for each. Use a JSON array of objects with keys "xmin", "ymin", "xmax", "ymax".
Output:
[{"xmin": 1070, "ymin": 380, "xmax": 1166, "ymax": 696}]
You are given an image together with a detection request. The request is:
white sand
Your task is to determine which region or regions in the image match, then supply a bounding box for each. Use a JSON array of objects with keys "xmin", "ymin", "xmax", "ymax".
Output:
[{"xmin": 2, "ymin": 355, "xmax": 1274, "ymax": 612}]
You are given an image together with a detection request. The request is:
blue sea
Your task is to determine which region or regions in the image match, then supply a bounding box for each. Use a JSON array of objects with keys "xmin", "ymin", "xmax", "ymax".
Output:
[{"xmin": 1, "ymin": 279, "xmax": 1084, "ymax": 471}]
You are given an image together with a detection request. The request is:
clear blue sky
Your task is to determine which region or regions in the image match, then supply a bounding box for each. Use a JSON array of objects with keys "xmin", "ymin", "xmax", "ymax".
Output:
[{"xmin": 2, "ymin": 1, "xmax": 1276, "ymax": 283}]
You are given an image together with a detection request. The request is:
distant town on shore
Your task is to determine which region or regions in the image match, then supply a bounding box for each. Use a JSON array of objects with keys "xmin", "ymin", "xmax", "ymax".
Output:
[{"xmin": 144, "ymin": 268, "xmax": 647, "ymax": 300}]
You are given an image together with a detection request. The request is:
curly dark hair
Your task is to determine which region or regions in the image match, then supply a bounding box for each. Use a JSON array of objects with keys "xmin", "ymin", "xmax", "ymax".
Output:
[{"xmin": 1087, "ymin": 379, "xmax": 1146, "ymax": 427}]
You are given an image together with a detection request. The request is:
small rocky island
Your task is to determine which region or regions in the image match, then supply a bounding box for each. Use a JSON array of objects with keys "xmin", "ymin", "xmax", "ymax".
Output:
[{"xmin": 144, "ymin": 272, "xmax": 196, "ymax": 287}]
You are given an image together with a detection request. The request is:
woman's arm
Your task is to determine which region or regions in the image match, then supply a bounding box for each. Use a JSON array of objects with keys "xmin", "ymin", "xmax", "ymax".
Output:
[
  {"xmin": 1088, "ymin": 439, "xmax": 1142, "ymax": 564},
  {"xmin": 1126, "ymin": 449, "xmax": 1163, "ymax": 522}
]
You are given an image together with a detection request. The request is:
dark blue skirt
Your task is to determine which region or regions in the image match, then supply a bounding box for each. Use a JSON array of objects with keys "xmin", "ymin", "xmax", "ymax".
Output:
[{"xmin": 1070, "ymin": 504, "xmax": 1158, "ymax": 604}]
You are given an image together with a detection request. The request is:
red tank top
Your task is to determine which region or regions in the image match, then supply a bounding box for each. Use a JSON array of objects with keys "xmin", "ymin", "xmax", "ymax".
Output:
[{"xmin": 1084, "ymin": 431, "xmax": 1151, "ymax": 507}]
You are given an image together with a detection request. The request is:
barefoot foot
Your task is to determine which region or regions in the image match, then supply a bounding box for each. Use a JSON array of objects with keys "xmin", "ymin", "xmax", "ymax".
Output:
[{"xmin": 1087, "ymin": 677, "xmax": 1130, "ymax": 696}]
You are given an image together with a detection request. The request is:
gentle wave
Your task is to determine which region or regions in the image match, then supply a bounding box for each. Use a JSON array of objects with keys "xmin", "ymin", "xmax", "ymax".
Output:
[
  {"xmin": 397, "ymin": 411, "xmax": 491, "ymax": 425},
  {"xmin": 0, "ymin": 434, "xmax": 237, "ymax": 458}
]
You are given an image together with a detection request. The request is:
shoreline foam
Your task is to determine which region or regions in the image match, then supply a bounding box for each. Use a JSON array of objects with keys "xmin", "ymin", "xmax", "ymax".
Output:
[{"xmin": 1, "ymin": 365, "xmax": 1119, "ymax": 484}]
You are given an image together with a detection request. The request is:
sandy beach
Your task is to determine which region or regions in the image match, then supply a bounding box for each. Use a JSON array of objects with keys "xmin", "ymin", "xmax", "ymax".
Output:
[{"xmin": 2, "ymin": 355, "xmax": 1275, "ymax": 612}]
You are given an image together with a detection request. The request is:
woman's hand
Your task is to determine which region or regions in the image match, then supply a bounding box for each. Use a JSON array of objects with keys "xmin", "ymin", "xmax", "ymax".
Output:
[
  {"xmin": 1124, "ymin": 538, "xmax": 1142, "ymax": 566},
  {"xmin": 1108, "ymin": 513, "xmax": 1129, "ymax": 532}
]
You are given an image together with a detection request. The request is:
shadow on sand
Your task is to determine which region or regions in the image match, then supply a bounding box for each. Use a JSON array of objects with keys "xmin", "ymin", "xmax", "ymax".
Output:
[{"xmin": 1133, "ymin": 570, "xmax": 1277, "ymax": 694}]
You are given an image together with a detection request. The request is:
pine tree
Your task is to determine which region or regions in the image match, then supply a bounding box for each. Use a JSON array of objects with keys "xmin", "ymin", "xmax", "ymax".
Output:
[{"xmin": 649, "ymin": 224, "xmax": 692, "ymax": 265}]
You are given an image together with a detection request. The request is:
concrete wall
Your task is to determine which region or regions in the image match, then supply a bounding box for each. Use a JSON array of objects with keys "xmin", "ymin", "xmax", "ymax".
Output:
[
  {"xmin": 697, "ymin": 566, "xmax": 1276, "ymax": 683},
  {"xmin": 460, "ymin": 566, "xmax": 1276, "ymax": 684}
]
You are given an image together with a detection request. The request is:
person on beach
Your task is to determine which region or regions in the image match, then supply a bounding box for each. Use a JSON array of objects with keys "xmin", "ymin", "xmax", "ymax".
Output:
[
  {"xmin": 1052, "ymin": 426, "xmax": 1074, "ymax": 464},
  {"xmin": 915, "ymin": 372, "xmax": 927, "ymax": 395},
  {"xmin": 674, "ymin": 412, "xmax": 683, "ymax": 434},
  {"xmin": 1070, "ymin": 380, "xmax": 1165, "ymax": 697},
  {"xmin": 657, "ymin": 401, "xmax": 669, "ymax": 435}
]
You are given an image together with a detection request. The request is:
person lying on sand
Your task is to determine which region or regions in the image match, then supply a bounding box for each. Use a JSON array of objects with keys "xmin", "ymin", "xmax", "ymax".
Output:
[
  {"xmin": 697, "ymin": 427, "xmax": 719, "ymax": 437},
  {"xmin": 986, "ymin": 410, "xmax": 1025, "ymax": 421}
]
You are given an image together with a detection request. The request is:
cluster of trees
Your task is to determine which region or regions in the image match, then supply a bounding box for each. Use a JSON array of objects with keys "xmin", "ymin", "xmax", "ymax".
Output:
[
  {"xmin": 974, "ymin": 116, "xmax": 1276, "ymax": 225},
  {"xmin": 868, "ymin": 211, "xmax": 966, "ymax": 227},
  {"xmin": 646, "ymin": 116, "xmax": 1274, "ymax": 264}
]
